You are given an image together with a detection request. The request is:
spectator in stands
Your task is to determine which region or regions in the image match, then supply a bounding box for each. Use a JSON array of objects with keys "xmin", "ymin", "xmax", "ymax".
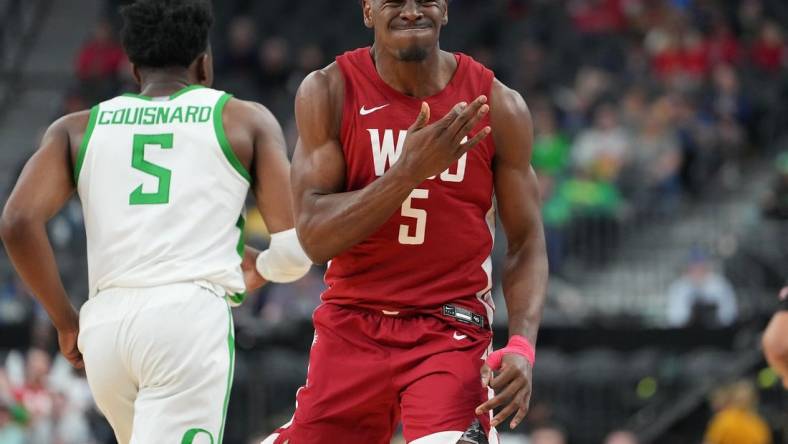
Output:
[
  {"xmin": 704, "ymin": 380, "xmax": 771, "ymax": 444},
  {"xmin": 0, "ymin": 274, "xmax": 31, "ymax": 326},
  {"xmin": 514, "ymin": 40, "xmax": 550, "ymax": 95},
  {"xmin": 12, "ymin": 349, "xmax": 53, "ymax": 441},
  {"xmin": 256, "ymin": 37, "xmax": 291, "ymax": 98},
  {"xmin": 74, "ymin": 19, "xmax": 125, "ymax": 102},
  {"xmin": 647, "ymin": 27, "xmax": 683, "ymax": 81},
  {"xmin": 571, "ymin": 103, "xmax": 631, "ymax": 183},
  {"xmin": 648, "ymin": 26, "xmax": 710, "ymax": 90},
  {"xmin": 666, "ymin": 249, "xmax": 738, "ymax": 327},
  {"xmin": 532, "ymin": 106, "xmax": 571, "ymax": 177},
  {"xmin": 213, "ymin": 16, "xmax": 260, "ymax": 101},
  {"xmin": 286, "ymin": 44, "xmax": 326, "ymax": 96},
  {"xmin": 681, "ymin": 29, "xmax": 710, "ymax": 80},
  {"xmin": 537, "ymin": 172, "xmax": 570, "ymax": 274},
  {"xmin": 708, "ymin": 64, "xmax": 750, "ymax": 130},
  {"xmin": 0, "ymin": 399, "xmax": 25, "ymax": 444},
  {"xmin": 560, "ymin": 67, "xmax": 612, "ymax": 134},
  {"xmin": 216, "ymin": 16, "xmax": 258, "ymax": 75},
  {"xmin": 631, "ymin": 95, "xmax": 683, "ymax": 212},
  {"xmin": 706, "ymin": 19, "xmax": 741, "ymax": 66},
  {"xmin": 530, "ymin": 424, "xmax": 568, "ymax": 444},
  {"xmin": 674, "ymin": 94, "xmax": 718, "ymax": 195},
  {"xmin": 604, "ymin": 429, "xmax": 639, "ymax": 444},
  {"xmin": 707, "ymin": 65, "xmax": 748, "ymax": 176},
  {"xmin": 43, "ymin": 391, "xmax": 94, "ymax": 444},
  {"xmin": 568, "ymin": 0, "xmax": 626, "ymax": 35},
  {"xmin": 750, "ymin": 21, "xmax": 785, "ymax": 74},
  {"xmin": 620, "ymin": 87, "xmax": 648, "ymax": 134},
  {"xmin": 761, "ymin": 151, "xmax": 788, "ymax": 220},
  {"xmin": 75, "ymin": 20, "xmax": 125, "ymax": 81},
  {"xmin": 737, "ymin": 0, "xmax": 765, "ymax": 38}
]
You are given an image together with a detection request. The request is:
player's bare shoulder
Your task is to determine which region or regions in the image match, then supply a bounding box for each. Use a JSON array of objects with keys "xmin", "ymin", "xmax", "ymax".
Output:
[
  {"xmin": 220, "ymin": 97, "xmax": 286, "ymax": 169},
  {"xmin": 489, "ymin": 79, "xmax": 534, "ymax": 157},
  {"xmin": 48, "ymin": 109, "xmax": 94, "ymax": 165},
  {"xmin": 297, "ymin": 62, "xmax": 344, "ymax": 106},
  {"xmin": 222, "ymin": 97, "xmax": 279, "ymax": 136},
  {"xmin": 490, "ymin": 79, "xmax": 531, "ymax": 126},
  {"xmin": 295, "ymin": 62, "xmax": 344, "ymax": 140}
]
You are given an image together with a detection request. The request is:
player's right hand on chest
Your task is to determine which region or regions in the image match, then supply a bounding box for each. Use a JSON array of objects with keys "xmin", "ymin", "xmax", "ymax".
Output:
[{"xmin": 396, "ymin": 95, "xmax": 491, "ymax": 182}]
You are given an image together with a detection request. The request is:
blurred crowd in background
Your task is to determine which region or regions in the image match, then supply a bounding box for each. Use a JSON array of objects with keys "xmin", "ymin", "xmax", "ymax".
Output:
[{"xmin": 1, "ymin": 0, "xmax": 787, "ymax": 443}]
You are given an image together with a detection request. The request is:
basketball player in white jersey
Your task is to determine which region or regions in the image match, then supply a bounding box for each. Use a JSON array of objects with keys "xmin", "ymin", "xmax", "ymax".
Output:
[{"xmin": 0, "ymin": 1, "xmax": 311, "ymax": 442}]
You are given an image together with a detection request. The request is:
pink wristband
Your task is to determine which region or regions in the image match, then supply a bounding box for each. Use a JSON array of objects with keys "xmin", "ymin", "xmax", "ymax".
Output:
[{"xmin": 485, "ymin": 335, "xmax": 536, "ymax": 370}]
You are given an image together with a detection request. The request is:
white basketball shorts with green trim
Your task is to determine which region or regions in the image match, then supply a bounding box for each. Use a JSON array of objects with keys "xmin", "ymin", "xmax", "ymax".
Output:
[{"xmin": 78, "ymin": 282, "xmax": 235, "ymax": 444}]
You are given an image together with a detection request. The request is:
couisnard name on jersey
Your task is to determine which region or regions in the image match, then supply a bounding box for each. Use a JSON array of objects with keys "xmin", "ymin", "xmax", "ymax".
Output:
[{"xmin": 368, "ymin": 129, "xmax": 467, "ymax": 183}]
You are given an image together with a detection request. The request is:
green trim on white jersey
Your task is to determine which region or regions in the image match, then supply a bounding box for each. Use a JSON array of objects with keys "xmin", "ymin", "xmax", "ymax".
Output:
[
  {"xmin": 122, "ymin": 84, "xmax": 206, "ymax": 101},
  {"xmin": 213, "ymin": 93, "xmax": 252, "ymax": 183},
  {"xmin": 74, "ymin": 105, "xmax": 100, "ymax": 184},
  {"xmin": 218, "ymin": 302, "xmax": 235, "ymax": 444}
]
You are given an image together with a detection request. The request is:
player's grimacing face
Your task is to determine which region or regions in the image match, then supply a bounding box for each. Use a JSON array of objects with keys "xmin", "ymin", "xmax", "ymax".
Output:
[{"xmin": 364, "ymin": 0, "xmax": 448, "ymax": 62}]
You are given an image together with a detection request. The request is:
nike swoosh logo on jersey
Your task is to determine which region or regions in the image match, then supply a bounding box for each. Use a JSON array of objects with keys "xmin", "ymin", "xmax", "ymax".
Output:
[
  {"xmin": 359, "ymin": 104, "xmax": 390, "ymax": 115},
  {"xmin": 453, "ymin": 332, "xmax": 467, "ymax": 340}
]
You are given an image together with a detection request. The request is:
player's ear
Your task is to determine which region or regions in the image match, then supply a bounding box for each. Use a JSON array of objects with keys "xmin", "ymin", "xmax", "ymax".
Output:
[
  {"xmin": 362, "ymin": 0, "xmax": 373, "ymax": 29},
  {"xmin": 131, "ymin": 63, "xmax": 142, "ymax": 86},
  {"xmin": 195, "ymin": 51, "xmax": 213, "ymax": 87},
  {"xmin": 442, "ymin": 0, "xmax": 449, "ymax": 25}
]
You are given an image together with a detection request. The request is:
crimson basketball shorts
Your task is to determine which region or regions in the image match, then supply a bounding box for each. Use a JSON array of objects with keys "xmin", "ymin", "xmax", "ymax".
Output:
[{"xmin": 264, "ymin": 302, "xmax": 499, "ymax": 444}]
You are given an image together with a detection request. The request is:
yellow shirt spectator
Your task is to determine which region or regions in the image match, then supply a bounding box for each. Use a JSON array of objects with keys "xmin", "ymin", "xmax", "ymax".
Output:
[{"xmin": 705, "ymin": 408, "xmax": 771, "ymax": 444}]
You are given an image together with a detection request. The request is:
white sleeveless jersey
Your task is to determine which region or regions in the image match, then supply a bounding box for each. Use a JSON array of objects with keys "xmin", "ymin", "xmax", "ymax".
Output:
[{"xmin": 75, "ymin": 86, "xmax": 249, "ymax": 300}]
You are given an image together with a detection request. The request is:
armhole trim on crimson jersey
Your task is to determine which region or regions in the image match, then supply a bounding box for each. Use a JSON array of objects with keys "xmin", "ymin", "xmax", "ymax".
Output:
[
  {"xmin": 213, "ymin": 93, "xmax": 252, "ymax": 183},
  {"xmin": 335, "ymin": 58, "xmax": 354, "ymax": 154},
  {"xmin": 73, "ymin": 105, "xmax": 100, "ymax": 185},
  {"xmin": 483, "ymin": 69, "xmax": 497, "ymax": 159}
]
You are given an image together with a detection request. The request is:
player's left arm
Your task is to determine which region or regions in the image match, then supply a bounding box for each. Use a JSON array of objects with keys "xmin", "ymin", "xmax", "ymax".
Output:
[
  {"xmin": 475, "ymin": 80, "xmax": 549, "ymax": 430},
  {"xmin": 0, "ymin": 113, "xmax": 86, "ymax": 369}
]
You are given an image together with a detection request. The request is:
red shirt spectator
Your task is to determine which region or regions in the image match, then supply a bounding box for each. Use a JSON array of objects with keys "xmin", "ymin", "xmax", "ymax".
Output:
[
  {"xmin": 706, "ymin": 23, "xmax": 741, "ymax": 66},
  {"xmin": 75, "ymin": 21, "xmax": 125, "ymax": 80},
  {"xmin": 652, "ymin": 36, "xmax": 684, "ymax": 79},
  {"xmin": 751, "ymin": 22, "xmax": 785, "ymax": 73},
  {"xmin": 569, "ymin": 0, "xmax": 626, "ymax": 35},
  {"xmin": 681, "ymin": 31, "xmax": 710, "ymax": 78},
  {"xmin": 651, "ymin": 30, "xmax": 710, "ymax": 80}
]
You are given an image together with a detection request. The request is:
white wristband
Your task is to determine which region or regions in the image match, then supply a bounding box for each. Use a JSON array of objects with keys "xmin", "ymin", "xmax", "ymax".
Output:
[{"xmin": 255, "ymin": 228, "xmax": 312, "ymax": 283}]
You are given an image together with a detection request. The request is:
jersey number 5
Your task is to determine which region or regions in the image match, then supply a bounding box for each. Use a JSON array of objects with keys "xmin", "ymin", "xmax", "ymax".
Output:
[
  {"xmin": 129, "ymin": 133, "xmax": 173, "ymax": 205},
  {"xmin": 398, "ymin": 188, "xmax": 428, "ymax": 245}
]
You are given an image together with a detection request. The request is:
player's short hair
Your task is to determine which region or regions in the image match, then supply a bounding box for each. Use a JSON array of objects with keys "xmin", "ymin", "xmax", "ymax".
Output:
[
  {"xmin": 358, "ymin": 0, "xmax": 450, "ymax": 5},
  {"xmin": 120, "ymin": 0, "xmax": 213, "ymax": 69}
]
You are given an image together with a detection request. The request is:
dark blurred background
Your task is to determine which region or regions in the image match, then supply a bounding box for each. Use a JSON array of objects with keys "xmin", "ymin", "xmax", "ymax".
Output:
[{"xmin": 0, "ymin": 0, "xmax": 786, "ymax": 443}]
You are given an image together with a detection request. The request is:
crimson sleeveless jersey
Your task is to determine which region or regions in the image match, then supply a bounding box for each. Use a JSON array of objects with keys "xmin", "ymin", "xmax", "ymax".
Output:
[{"xmin": 324, "ymin": 47, "xmax": 497, "ymax": 321}]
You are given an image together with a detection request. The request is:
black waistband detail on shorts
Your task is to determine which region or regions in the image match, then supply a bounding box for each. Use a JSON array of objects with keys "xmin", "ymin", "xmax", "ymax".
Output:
[{"xmin": 442, "ymin": 304, "xmax": 485, "ymax": 328}]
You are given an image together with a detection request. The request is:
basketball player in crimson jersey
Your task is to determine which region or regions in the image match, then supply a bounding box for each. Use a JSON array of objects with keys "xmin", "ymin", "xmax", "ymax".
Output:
[{"xmin": 265, "ymin": 1, "xmax": 548, "ymax": 443}]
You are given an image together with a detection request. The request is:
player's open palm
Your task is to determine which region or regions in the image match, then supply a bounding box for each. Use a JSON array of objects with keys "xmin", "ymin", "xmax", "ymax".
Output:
[
  {"xmin": 57, "ymin": 327, "xmax": 84, "ymax": 369},
  {"xmin": 476, "ymin": 354, "xmax": 532, "ymax": 430},
  {"xmin": 397, "ymin": 96, "xmax": 491, "ymax": 182}
]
